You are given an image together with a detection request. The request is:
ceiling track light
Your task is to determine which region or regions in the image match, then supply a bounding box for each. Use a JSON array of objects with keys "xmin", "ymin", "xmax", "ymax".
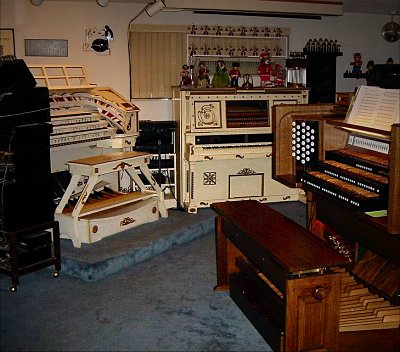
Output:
[
  {"xmin": 30, "ymin": 0, "xmax": 44, "ymax": 5},
  {"xmin": 97, "ymin": 0, "xmax": 110, "ymax": 7},
  {"xmin": 146, "ymin": 0, "xmax": 165, "ymax": 17}
]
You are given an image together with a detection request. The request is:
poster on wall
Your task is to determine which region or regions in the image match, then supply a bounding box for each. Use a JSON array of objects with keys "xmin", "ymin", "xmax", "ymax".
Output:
[{"xmin": 0, "ymin": 29, "xmax": 15, "ymax": 56}]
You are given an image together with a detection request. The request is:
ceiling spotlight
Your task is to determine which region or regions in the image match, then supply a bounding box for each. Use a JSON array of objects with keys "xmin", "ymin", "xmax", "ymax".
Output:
[
  {"xmin": 146, "ymin": 0, "xmax": 165, "ymax": 17},
  {"xmin": 97, "ymin": 0, "xmax": 110, "ymax": 7},
  {"xmin": 30, "ymin": 0, "xmax": 44, "ymax": 5}
]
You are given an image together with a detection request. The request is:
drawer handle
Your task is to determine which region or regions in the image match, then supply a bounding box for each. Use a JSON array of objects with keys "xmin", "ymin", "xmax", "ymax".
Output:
[
  {"xmin": 204, "ymin": 156, "xmax": 213, "ymax": 160},
  {"xmin": 236, "ymin": 154, "xmax": 244, "ymax": 159},
  {"xmin": 312, "ymin": 286, "xmax": 327, "ymax": 300},
  {"xmin": 120, "ymin": 217, "xmax": 135, "ymax": 226}
]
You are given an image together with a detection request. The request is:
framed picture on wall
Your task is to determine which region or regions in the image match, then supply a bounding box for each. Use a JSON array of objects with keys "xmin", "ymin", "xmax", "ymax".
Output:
[{"xmin": 0, "ymin": 29, "xmax": 15, "ymax": 56}]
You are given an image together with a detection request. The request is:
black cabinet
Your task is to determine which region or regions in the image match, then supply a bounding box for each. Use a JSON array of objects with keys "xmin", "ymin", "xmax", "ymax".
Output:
[
  {"xmin": 305, "ymin": 52, "xmax": 342, "ymax": 103},
  {"xmin": 0, "ymin": 80, "xmax": 60, "ymax": 290}
]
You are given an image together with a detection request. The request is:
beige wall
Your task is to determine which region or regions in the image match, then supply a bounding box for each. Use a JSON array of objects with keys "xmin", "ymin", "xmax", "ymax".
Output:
[{"xmin": 1, "ymin": 0, "xmax": 399, "ymax": 120}]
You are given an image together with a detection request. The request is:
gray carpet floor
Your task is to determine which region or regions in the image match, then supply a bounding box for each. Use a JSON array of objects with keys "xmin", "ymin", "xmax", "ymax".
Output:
[{"xmin": 0, "ymin": 202, "xmax": 306, "ymax": 352}]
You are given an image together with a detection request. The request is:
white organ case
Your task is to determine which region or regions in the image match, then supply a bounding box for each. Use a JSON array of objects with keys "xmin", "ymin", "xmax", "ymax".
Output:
[{"xmin": 173, "ymin": 87, "xmax": 308, "ymax": 213}]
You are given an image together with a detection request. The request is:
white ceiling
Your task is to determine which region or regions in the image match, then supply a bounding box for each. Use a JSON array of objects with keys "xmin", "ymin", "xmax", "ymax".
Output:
[{"xmin": 30, "ymin": 0, "xmax": 400, "ymax": 16}]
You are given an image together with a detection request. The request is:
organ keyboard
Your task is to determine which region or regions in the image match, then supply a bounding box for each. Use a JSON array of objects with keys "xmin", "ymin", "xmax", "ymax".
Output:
[{"xmin": 28, "ymin": 65, "xmax": 140, "ymax": 172}]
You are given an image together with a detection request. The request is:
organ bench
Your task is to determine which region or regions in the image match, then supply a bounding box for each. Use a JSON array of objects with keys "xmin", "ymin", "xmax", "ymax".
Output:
[
  {"xmin": 212, "ymin": 199, "xmax": 400, "ymax": 351},
  {"xmin": 212, "ymin": 200, "xmax": 348, "ymax": 352},
  {"xmin": 55, "ymin": 151, "xmax": 168, "ymax": 248}
]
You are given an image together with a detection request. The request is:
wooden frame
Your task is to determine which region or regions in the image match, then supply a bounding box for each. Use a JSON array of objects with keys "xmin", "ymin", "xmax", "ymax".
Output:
[{"xmin": 0, "ymin": 28, "xmax": 15, "ymax": 56}]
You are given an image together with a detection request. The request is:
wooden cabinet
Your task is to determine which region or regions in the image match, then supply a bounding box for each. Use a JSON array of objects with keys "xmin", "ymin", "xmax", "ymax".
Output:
[
  {"xmin": 305, "ymin": 51, "xmax": 342, "ymax": 103},
  {"xmin": 173, "ymin": 87, "xmax": 308, "ymax": 213}
]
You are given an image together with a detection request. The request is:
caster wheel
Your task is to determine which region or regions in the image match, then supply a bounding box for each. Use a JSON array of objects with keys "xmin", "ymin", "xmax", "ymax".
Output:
[
  {"xmin": 52, "ymin": 271, "xmax": 60, "ymax": 278},
  {"xmin": 9, "ymin": 286, "xmax": 17, "ymax": 292}
]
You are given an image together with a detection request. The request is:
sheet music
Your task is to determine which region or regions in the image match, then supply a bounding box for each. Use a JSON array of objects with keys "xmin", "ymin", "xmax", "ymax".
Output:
[{"xmin": 346, "ymin": 85, "xmax": 400, "ymax": 131}]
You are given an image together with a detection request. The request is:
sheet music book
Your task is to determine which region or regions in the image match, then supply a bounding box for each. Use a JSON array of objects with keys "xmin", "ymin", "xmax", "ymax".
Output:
[{"xmin": 346, "ymin": 85, "xmax": 400, "ymax": 131}]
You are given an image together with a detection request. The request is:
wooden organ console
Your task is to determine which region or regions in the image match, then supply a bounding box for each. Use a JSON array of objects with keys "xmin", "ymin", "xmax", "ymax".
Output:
[
  {"xmin": 266, "ymin": 86, "xmax": 400, "ymax": 351},
  {"xmin": 173, "ymin": 87, "xmax": 309, "ymax": 213}
]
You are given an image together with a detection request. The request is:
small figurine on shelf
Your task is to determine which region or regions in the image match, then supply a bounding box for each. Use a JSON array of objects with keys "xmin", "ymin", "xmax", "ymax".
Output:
[
  {"xmin": 251, "ymin": 26, "xmax": 259, "ymax": 37},
  {"xmin": 366, "ymin": 60, "xmax": 375, "ymax": 72},
  {"xmin": 197, "ymin": 62, "xmax": 210, "ymax": 88},
  {"xmin": 272, "ymin": 63, "xmax": 286, "ymax": 86},
  {"xmin": 257, "ymin": 52, "xmax": 272, "ymax": 86},
  {"xmin": 215, "ymin": 25, "xmax": 223, "ymax": 36},
  {"xmin": 240, "ymin": 26, "xmax": 248, "ymax": 36},
  {"xmin": 229, "ymin": 62, "xmax": 241, "ymax": 87},
  {"xmin": 212, "ymin": 60, "xmax": 230, "ymax": 88},
  {"xmin": 180, "ymin": 64, "xmax": 193, "ymax": 87},
  {"xmin": 263, "ymin": 26, "xmax": 271, "ymax": 37},
  {"xmin": 239, "ymin": 46, "xmax": 248, "ymax": 57},
  {"xmin": 190, "ymin": 25, "xmax": 198, "ymax": 35},
  {"xmin": 227, "ymin": 46, "xmax": 236, "ymax": 56},
  {"xmin": 214, "ymin": 45, "xmax": 223, "ymax": 55},
  {"xmin": 350, "ymin": 52, "xmax": 363, "ymax": 73}
]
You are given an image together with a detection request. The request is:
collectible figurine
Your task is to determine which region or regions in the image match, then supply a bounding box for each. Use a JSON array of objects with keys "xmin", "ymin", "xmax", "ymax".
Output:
[
  {"xmin": 366, "ymin": 60, "xmax": 375, "ymax": 72},
  {"xmin": 180, "ymin": 64, "xmax": 192, "ymax": 86},
  {"xmin": 229, "ymin": 62, "xmax": 241, "ymax": 87},
  {"xmin": 351, "ymin": 52, "xmax": 363, "ymax": 73},
  {"xmin": 197, "ymin": 62, "xmax": 210, "ymax": 87},
  {"xmin": 211, "ymin": 60, "xmax": 230, "ymax": 88},
  {"xmin": 272, "ymin": 63, "xmax": 285, "ymax": 86},
  {"xmin": 257, "ymin": 52, "xmax": 272, "ymax": 86}
]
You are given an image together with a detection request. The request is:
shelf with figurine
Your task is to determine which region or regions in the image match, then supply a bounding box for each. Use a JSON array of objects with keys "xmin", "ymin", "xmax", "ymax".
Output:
[
  {"xmin": 180, "ymin": 53, "xmax": 287, "ymax": 90},
  {"xmin": 188, "ymin": 37, "xmax": 287, "ymax": 62},
  {"xmin": 190, "ymin": 55, "xmax": 286, "ymax": 62},
  {"xmin": 187, "ymin": 26, "xmax": 288, "ymax": 67}
]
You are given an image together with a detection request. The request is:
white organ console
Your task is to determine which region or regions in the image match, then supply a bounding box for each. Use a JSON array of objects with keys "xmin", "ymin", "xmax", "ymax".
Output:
[
  {"xmin": 28, "ymin": 65, "xmax": 140, "ymax": 173},
  {"xmin": 26, "ymin": 65, "xmax": 170, "ymax": 246},
  {"xmin": 173, "ymin": 87, "xmax": 308, "ymax": 213}
]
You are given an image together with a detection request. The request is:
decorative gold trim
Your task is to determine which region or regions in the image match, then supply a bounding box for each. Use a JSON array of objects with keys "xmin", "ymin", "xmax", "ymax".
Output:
[
  {"xmin": 120, "ymin": 217, "xmax": 135, "ymax": 226},
  {"xmin": 113, "ymin": 161, "xmax": 133, "ymax": 170}
]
